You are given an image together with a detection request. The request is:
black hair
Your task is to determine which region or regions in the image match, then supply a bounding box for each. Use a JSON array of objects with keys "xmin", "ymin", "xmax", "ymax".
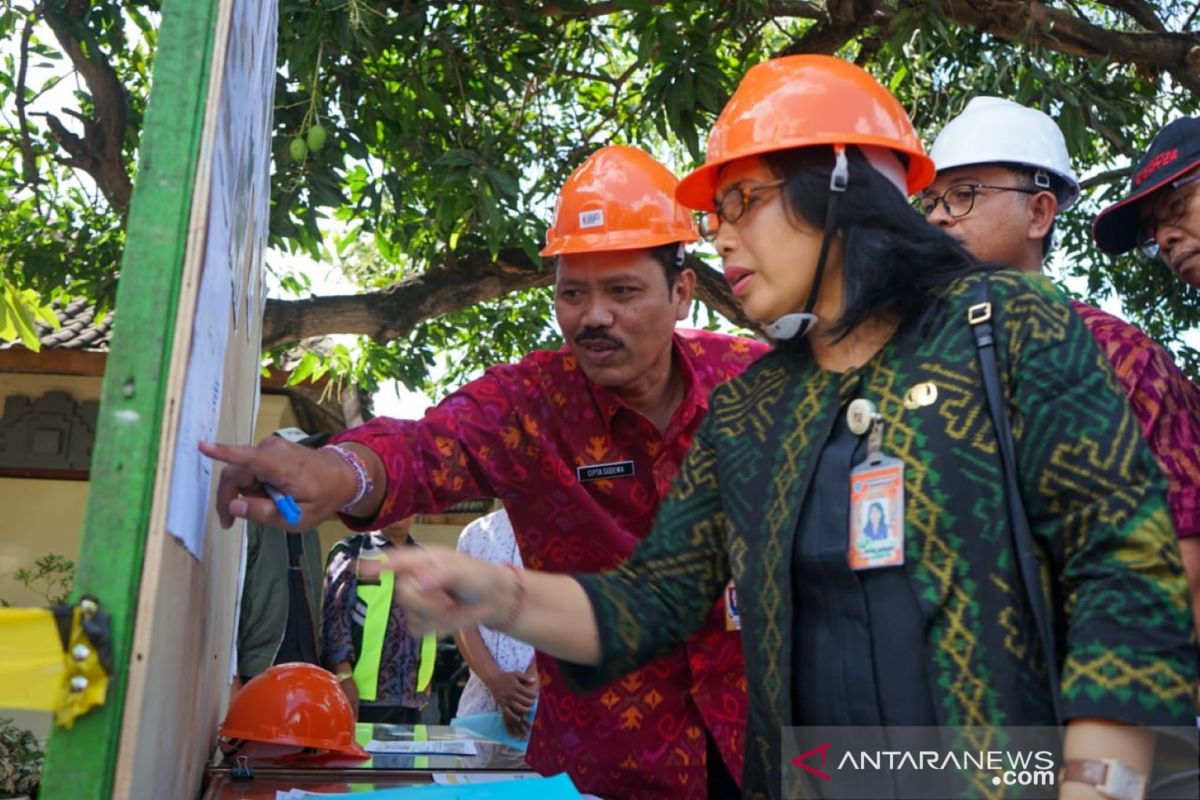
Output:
[
  {"xmin": 1002, "ymin": 165, "xmax": 1058, "ymax": 258},
  {"xmin": 762, "ymin": 146, "xmax": 987, "ymax": 342},
  {"xmin": 646, "ymin": 242, "xmax": 685, "ymax": 290}
]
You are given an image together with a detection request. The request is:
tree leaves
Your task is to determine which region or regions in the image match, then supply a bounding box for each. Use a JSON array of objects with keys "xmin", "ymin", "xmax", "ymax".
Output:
[
  {"xmin": 1, "ymin": 0, "xmax": 1197, "ymax": 384},
  {"xmin": 0, "ymin": 276, "xmax": 59, "ymax": 352}
]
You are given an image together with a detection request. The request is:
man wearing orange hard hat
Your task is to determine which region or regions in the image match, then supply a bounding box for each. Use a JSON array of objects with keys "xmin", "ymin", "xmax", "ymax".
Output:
[{"xmin": 203, "ymin": 145, "xmax": 767, "ymax": 797}]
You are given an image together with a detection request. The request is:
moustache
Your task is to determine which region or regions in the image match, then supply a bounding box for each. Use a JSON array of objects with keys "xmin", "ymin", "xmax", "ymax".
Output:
[{"xmin": 574, "ymin": 328, "xmax": 623, "ymax": 348}]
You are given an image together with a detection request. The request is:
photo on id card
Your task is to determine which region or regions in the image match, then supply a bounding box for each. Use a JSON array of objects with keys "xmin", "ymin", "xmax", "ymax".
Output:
[{"xmin": 848, "ymin": 456, "xmax": 905, "ymax": 571}]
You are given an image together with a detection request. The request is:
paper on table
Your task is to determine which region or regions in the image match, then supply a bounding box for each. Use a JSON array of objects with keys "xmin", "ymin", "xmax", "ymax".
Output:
[
  {"xmin": 273, "ymin": 772, "xmax": 581, "ymax": 799},
  {"xmin": 364, "ymin": 739, "xmax": 478, "ymax": 756},
  {"xmin": 432, "ymin": 774, "xmax": 540, "ymax": 785}
]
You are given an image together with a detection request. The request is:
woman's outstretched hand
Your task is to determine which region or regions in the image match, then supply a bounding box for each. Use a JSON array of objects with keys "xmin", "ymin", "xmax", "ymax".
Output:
[{"xmin": 385, "ymin": 545, "xmax": 517, "ymax": 636}]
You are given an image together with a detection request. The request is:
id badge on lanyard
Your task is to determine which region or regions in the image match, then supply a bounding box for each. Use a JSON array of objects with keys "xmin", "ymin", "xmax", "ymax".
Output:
[{"xmin": 846, "ymin": 399, "xmax": 905, "ymax": 571}]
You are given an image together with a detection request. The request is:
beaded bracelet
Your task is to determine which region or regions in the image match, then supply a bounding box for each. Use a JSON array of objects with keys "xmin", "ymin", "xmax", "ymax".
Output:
[
  {"xmin": 496, "ymin": 562, "xmax": 526, "ymax": 633},
  {"xmin": 323, "ymin": 444, "xmax": 374, "ymax": 513}
]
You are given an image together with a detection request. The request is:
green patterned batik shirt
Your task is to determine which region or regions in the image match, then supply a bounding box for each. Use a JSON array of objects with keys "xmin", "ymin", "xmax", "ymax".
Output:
[{"xmin": 564, "ymin": 270, "xmax": 1198, "ymax": 800}]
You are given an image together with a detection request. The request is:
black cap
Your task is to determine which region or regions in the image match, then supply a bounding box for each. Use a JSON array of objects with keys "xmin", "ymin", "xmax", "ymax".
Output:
[{"xmin": 1093, "ymin": 116, "xmax": 1200, "ymax": 254}]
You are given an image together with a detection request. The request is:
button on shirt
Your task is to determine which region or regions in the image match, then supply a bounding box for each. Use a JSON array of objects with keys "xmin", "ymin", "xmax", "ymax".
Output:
[{"xmin": 333, "ymin": 329, "xmax": 768, "ymax": 798}]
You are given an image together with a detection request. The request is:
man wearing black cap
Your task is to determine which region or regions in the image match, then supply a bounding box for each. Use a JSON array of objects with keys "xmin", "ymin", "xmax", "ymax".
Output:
[
  {"xmin": 1094, "ymin": 116, "xmax": 1200, "ymax": 288},
  {"xmin": 1094, "ymin": 117, "xmax": 1200, "ymax": 644}
]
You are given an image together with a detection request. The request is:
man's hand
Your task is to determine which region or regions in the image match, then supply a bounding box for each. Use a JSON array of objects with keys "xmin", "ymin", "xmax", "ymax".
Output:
[
  {"xmin": 198, "ymin": 436, "xmax": 362, "ymax": 528},
  {"xmin": 487, "ymin": 671, "xmax": 537, "ymax": 738}
]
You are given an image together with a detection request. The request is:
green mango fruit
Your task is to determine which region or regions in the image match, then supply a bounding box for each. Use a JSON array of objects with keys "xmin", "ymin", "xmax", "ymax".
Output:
[
  {"xmin": 288, "ymin": 137, "xmax": 308, "ymax": 162},
  {"xmin": 306, "ymin": 124, "xmax": 327, "ymax": 152}
]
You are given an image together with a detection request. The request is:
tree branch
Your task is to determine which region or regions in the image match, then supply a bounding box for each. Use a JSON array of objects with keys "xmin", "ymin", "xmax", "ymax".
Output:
[
  {"xmin": 529, "ymin": 0, "xmax": 1199, "ymax": 98},
  {"xmin": 927, "ymin": 0, "xmax": 1200, "ymax": 98},
  {"xmin": 262, "ymin": 247, "xmax": 760, "ymax": 348},
  {"xmin": 1185, "ymin": 4, "xmax": 1200, "ymax": 32},
  {"xmin": 41, "ymin": 0, "xmax": 132, "ymax": 214},
  {"xmin": 15, "ymin": 7, "xmax": 41, "ymax": 201},
  {"xmin": 530, "ymin": 0, "xmax": 824, "ymax": 21},
  {"xmin": 1079, "ymin": 166, "xmax": 1130, "ymax": 192},
  {"xmin": 780, "ymin": 0, "xmax": 883, "ymax": 57},
  {"xmin": 1094, "ymin": 0, "xmax": 1165, "ymax": 33},
  {"xmin": 262, "ymin": 248, "xmax": 552, "ymax": 348}
]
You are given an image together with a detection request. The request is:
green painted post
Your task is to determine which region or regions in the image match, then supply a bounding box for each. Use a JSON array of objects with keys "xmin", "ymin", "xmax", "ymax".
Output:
[{"xmin": 40, "ymin": 0, "xmax": 222, "ymax": 797}]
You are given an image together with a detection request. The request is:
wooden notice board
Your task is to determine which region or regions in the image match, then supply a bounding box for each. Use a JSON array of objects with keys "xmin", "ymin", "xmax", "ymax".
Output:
[{"xmin": 41, "ymin": 0, "xmax": 278, "ymax": 797}]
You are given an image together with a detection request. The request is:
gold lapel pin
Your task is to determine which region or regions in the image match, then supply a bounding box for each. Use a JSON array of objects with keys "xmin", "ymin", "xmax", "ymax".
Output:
[{"xmin": 903, "ymin": 381, "xmax": 938, "ymax": 410}]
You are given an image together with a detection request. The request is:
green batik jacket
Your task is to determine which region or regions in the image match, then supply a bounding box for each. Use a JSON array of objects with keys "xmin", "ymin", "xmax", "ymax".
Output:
[{"xmin": 566, "ymin": 271, "xmax": 1197, "ymax": 800}]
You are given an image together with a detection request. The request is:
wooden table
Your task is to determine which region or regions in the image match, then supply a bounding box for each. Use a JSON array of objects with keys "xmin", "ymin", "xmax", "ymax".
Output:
[{"xmin": 202, "ymin": 722, "xmax": 531, "ymax": 798}]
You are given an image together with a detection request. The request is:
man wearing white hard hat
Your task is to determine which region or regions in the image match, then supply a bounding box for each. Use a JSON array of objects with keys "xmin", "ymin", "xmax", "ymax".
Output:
[
  {"xmin": 923, "ymin": 97, "xmax": 1200, "ymax": 642},
  {"xmin": 921, "ymin": 96, "xmax": 1079, "ymax": 270}
]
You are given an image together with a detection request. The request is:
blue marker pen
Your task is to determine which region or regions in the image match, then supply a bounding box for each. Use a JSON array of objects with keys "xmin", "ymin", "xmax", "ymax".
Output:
[{"xmin": 263, "ymin": 483, "xmax": 302, "ymax": 527}]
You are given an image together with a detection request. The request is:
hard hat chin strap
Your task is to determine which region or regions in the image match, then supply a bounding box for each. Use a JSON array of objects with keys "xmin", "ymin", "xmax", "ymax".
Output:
[
  {"xmin": 768, "ymin": 146, "xmax": 849, "ymax": 341},
  {"xmin": 766, "ymin": 312, "xmax": 818, "ymax": 340}
]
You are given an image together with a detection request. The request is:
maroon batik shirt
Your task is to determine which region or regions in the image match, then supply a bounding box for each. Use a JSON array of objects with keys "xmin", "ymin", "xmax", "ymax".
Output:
[
  {"xmin": 334, "ymin": 329, "xmax": 768, "ymax": 798},
  {"xmin": 1074, "ymin": 301, "xmax": 1200, "ymax": 538}
]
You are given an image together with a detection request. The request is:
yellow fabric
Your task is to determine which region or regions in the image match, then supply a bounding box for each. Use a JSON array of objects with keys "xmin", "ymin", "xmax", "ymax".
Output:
[
  {"xmin": 0, "ymin": 608, "xmax": 63, "ymax": 710},
  {"xmin": 353, "ymin": 554, "xmax": 437, "ymax": 701},
  {"xmin": 416, "ymin": 628, "xmax": 436, "ymax": 693},
  {"xmin": 352, "ymin": 557, "xmax": 393, "ymax": 702},
  {"xmin": 413, "ymin": 723, "xmax": 428, "ymax": 770},
  {"xmin": 55, "ymin": 606, "xmax": 108, "ymax": 728}
]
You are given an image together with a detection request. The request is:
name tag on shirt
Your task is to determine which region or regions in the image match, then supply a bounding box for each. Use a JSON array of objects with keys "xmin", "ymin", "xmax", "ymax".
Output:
[{"xmin": 577, "ymin": 460, "xmax": 635, "ymax": 482}]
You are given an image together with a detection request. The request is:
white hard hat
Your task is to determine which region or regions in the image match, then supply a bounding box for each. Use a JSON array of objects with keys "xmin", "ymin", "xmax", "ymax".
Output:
[{"xmin": 930, "ymin": 97, "xmax": 1081, "ymax": 210}]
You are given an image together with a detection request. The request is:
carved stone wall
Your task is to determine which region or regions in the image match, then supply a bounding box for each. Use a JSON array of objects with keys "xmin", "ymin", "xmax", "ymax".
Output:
[{"xmin": 0, "ymin": 391, "xmax": 98, "ymax": 473}]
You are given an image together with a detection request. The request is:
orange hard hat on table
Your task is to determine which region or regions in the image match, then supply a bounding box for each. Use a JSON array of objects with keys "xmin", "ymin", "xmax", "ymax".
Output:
[
  {"xmin": 675, "ymin": 54, "xmax": 935, "ymax": 211},
  {"xmin": 219, "ymin": 663, "xmax": 368, "ymax": 760},
  {"xmin": 540, "ymin": 145, "xmax": 698, "ymax": 257}
]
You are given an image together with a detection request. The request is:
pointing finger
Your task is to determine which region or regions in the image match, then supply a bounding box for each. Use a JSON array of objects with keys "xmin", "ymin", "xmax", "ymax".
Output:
[{"xmin": 198, "ymin": 440, "xmax": 261, "ymax": 468}]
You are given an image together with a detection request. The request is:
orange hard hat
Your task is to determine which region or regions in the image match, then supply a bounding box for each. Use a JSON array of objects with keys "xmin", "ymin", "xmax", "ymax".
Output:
[
  {"xmin": 675, "ymin": 55, "xmax": 936, "ymax": 211},
  {"xmin": 540, "ymin": 145, "xmax": 698, "ymax": 257},
  {"xmin": 219, "ymin": 663, "xmax": 368, "ymax": 760}
]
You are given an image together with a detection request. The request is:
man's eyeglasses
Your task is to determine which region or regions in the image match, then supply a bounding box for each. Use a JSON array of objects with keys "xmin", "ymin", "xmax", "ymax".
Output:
[
  {"xmin": 699, "ymin": 179, "xmax": 786, "ymax": 240},
  {"xmin": 1137, "ymin": 172, "xmax": 1200, "ymax": 261},
  {"xmin": 917, "ymin": 183, "xmax": 1040, "ymax": 219}
]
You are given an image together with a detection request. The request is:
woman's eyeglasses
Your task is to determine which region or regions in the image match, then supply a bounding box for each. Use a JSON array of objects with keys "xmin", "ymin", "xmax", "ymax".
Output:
[{"xmin": 699, "ymin": 180, "xmax": 786, "ymax": 240}]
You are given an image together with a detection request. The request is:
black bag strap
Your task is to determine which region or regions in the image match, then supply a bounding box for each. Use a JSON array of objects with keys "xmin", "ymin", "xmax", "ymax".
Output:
[{"xmin": 968, "ymin": 278, "xmax": 1064, "ymax": 727}]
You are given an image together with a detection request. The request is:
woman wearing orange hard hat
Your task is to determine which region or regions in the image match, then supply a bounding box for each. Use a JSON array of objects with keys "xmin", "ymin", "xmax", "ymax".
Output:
[{"xmin": 379, "ymin": 57, "xmax": 1197, "ymax": 799}]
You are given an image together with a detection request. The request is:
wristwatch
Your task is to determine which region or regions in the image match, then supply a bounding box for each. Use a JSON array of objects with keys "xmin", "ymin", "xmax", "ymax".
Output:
[{"xmin": 1059, "ymin": 758, "xmax": 1147, "ymax": 800}]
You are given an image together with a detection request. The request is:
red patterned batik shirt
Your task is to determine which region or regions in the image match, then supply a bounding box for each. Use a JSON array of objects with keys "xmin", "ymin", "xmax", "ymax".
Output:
[
  {"xmin": 1074, "ymin": 301, "xmax": 1200, "ymax": 537},
  {"xmin": 333, "ymin": 329, "xmax": 768, "ymax": 798}
]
